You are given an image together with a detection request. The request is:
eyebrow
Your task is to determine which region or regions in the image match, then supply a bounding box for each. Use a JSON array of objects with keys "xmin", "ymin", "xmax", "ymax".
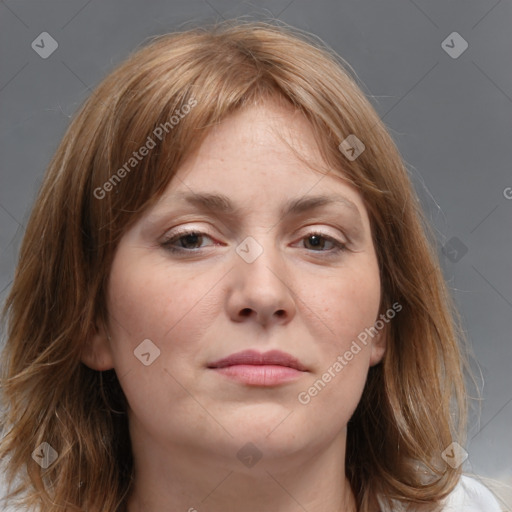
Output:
[{"xmin": 172, "ymin": 192, "xmax": 362, "ymax": 220}]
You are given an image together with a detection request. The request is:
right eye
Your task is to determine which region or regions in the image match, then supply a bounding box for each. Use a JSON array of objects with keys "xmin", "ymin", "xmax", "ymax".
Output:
[{"xmin": 160, "ymin": 230, "xmax": 217, "ymax": 253}]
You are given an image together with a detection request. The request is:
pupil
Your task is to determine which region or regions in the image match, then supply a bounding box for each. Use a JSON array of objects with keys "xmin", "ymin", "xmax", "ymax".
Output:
[
  {"xmin": 182, "ymin": 233, "xmax": 201, "ymax": 248},
  {"xmin": 308, "ymin": 235, "xmax": 322, "ymax": 248}
]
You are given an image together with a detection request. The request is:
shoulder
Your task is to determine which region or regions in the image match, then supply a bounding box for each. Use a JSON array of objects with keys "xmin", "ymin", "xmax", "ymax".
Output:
[{"xmin": 441, "ymin": 475, "xmax": 502, "ymax": 511}]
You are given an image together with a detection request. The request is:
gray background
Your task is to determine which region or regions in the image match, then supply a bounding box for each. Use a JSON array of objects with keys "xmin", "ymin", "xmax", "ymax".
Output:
[{"xmin": 1, "ymin": 0, "xmax": 511, "ymax": 509}]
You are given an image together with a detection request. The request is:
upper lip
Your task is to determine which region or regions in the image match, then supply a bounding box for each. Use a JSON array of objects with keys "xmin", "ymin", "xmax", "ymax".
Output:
[{"xmin": 207, "ymin": 349, "xmax": 308, "ymax": 371}]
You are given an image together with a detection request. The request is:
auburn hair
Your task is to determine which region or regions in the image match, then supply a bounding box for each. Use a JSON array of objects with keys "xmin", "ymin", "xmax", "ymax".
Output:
[{"xmin": 0, "ymin": 20, "xmax": 467, "ymax": 512}]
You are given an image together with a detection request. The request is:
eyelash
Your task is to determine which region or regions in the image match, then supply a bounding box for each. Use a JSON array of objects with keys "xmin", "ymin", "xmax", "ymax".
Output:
[{"xmin": 160, "ymin": 229, "xmax": 347, "ymax": 257}]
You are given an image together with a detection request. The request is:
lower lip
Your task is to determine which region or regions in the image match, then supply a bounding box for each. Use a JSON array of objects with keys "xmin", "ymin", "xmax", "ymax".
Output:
[{"xmin": 211, "ymin": 364, "xmax": 305, "ymax": 386}]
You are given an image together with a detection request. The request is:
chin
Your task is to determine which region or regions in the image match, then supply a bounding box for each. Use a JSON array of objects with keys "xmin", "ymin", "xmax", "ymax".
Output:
[{"xmin": 223, "ymin": 412, "xmax": 313, "ymax": 453}]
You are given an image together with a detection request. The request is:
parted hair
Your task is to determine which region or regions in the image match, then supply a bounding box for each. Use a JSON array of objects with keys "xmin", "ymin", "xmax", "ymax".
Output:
[{"xmin": 0, "ymin": 20, "xmax": 468, "ymax": 512}]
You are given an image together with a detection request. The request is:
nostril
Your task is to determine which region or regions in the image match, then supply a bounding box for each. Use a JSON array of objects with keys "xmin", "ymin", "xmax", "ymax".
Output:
[
  {"xmin": 275, "ymin": 310, "xmax": 286, "ymax": 317},
  {"xmin": 240, "ymin": 308, "xmax": 252, "ymax": 317}
]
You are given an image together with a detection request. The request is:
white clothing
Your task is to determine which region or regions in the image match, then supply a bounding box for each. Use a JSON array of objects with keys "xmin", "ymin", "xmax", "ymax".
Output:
[{"xmin": 440, "ymin": 475, "xmax": 502, "ymax": 511}]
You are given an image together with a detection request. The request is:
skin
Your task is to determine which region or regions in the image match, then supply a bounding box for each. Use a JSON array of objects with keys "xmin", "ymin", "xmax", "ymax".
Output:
[{"xmin": 82, "ymin": 100, "xmax": 386, "ymax": 512}]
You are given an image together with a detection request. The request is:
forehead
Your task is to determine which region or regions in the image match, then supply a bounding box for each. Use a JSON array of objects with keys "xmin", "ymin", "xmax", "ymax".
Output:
[
  {"xmin": 138, "ymin": 101, "xmax": 371, "ymax": 235},
  {"xmin": 168, "ymin": 101, "xmax": 354, "ymax": 197},
  {"xmin": 190, "ymin": 100, "xmax": 324, "ymax": 167}
]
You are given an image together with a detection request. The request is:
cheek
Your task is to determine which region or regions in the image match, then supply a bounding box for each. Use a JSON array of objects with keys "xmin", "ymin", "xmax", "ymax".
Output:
[
  {"xmin": 104, "ymin": 253, "xmax": 224, "ymax": 434},
  {"xmin": 304, "ymin": 256, "xmax": 381, "ymax": 353},
  {"xmin": 295, "ymin": 256, "xmax": 381, "ymax": 410},
  {"xmin": 106, "ymin": 252, "xmax": 222, "ymax": 368}
]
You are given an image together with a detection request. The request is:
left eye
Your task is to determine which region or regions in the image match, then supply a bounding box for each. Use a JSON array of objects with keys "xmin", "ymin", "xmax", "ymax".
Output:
[{"xmin": 299, "ymin": 233, "xmax": 345, "ymax": 252}]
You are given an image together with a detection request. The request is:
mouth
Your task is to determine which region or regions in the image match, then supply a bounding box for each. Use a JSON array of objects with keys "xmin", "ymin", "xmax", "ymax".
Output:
[{"xmin": 207, "ymin": 349, "xmax": 308, "ymax": 386}]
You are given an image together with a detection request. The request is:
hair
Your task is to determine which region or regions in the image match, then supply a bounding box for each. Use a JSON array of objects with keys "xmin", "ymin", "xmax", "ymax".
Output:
[{"xmin": 0, "ymin": 19, "xmax": 469, "ymax": 512}]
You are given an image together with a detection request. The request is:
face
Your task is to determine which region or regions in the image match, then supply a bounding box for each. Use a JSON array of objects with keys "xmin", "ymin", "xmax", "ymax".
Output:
[{"xmin": 83, "ymin": 101, "xmax": 386, "ymax": 472}]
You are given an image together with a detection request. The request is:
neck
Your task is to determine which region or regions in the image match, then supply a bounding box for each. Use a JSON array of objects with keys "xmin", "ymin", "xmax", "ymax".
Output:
[{"xmin": 125, "ymin": 420, "xmax": 357, "ymax": 512}]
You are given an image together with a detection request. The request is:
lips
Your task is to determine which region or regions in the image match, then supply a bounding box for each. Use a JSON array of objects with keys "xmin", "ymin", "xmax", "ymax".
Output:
[
  {"xmin": 207, "ymin": 349, "xmax": 308, "ymax": 386},
  {"xmin": 207, "ymin": 349, "xmax": 308, "ymax": 372}
]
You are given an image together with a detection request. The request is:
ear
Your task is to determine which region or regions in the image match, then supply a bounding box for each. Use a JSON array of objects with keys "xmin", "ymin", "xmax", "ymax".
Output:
[
  {"xmin": 369, "ymin": 322, "xmax": 387, "ymax": 367},
  {"xmin": 81, "ymin": 321, "xmax": 115, "ymax": 371}
]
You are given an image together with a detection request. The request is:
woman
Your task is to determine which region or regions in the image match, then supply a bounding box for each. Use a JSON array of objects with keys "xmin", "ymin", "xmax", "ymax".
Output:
[{"xmin": 0, "ymin": 21, "xmax": 501, "ymax": 512}]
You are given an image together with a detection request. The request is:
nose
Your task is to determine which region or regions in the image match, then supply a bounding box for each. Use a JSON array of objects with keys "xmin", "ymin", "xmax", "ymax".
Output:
[{"xmin": 226, "ymin": 237, "xmax": 296, "ymax": 327}]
